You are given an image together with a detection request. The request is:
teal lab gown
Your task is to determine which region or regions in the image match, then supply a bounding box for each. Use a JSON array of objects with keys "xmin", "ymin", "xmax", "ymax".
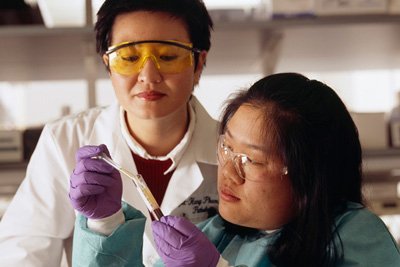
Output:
[{"xmin": 72, "ymin": 202, "xmax": 400, "ymax": 267}]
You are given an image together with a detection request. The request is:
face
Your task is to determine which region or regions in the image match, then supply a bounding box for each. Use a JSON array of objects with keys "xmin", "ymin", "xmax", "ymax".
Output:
[
  {"xmin": 105, "ymin": 11, "xmax": 206, "ymax": 120},
  {"xmin": 218, "ymin": 104, "xmax": 295, "ymax": 230}
]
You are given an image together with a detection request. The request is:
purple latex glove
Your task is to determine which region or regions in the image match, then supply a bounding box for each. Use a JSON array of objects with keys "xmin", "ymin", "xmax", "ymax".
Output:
[
  {"xmin": 152, "ymin": 216, "xmax": 220, "ymax": 267},
  {"xmin": 69, "ymin": 144, "xmax": 122, "ymax": 219}
]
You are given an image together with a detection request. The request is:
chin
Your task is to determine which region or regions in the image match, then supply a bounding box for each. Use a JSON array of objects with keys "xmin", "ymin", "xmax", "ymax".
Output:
[
  {"xmin": 219, "ymin": 208, "xmax": 245, "ymax": 226},
  {"xmin": 219, "ymin": 208, "xmax": 267, "ymax": 230}
]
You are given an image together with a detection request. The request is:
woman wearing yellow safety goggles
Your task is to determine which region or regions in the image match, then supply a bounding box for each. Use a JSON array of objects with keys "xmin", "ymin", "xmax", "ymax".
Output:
[{"xmin": 0, "ymin": 1, "xmax": 218, "ymax": 267}]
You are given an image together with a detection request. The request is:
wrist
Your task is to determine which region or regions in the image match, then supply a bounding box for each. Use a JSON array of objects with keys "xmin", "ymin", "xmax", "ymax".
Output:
[{"xmin": 87, "ymin": 208, "xmax": 125, "ymax": 236}]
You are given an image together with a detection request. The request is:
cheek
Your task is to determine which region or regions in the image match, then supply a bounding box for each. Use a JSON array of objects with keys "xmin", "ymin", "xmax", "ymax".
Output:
[
  {"xmin": 110, "ymin": 75, "xmax": 136, "ymax": 99},
  {"xmin": 217, "ymin": 169, "xmax": 223, "ymax": 191},
  {"xmin": 168, "ymin": 70, "xmax": 195, "ymax": 92},
  {"xmin": 163, "ymin": 72, "xmax": 195, "ymax": 104},
  {"xmin": 249, "ymin": 181, "xmax": 293, "ymax": 214},
  {"xmin": 111, "ymin": 74, "xmax": 136, "ymax": 91},
  {"xmin": 245, "ymin": 185, "xmax": 270, "ymax": 206}
]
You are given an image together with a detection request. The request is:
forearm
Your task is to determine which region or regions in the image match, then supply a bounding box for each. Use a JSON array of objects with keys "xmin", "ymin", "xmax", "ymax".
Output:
[{"xmin": 72, "ymin": 202, "xmax": 146, "ymax": 267}]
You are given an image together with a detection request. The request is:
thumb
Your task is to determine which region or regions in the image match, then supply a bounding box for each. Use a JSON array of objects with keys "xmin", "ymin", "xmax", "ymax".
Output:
[
  {"xmin": 152, "ymin": 220, "xmax": 187, "ymax": 249},
  {"xmin": 160, "ymin": 216, "xmax": 200, "ymax": 237}
]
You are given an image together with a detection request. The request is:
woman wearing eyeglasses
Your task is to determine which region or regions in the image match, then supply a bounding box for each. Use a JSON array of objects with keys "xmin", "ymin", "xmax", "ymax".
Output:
[
  {"xmin": 153, "ymin": 72, "xmax": 400, "ymax": 267},
  {"xmin": 71, "ymin": 72, "xmax": 400, "ymax": 266}
]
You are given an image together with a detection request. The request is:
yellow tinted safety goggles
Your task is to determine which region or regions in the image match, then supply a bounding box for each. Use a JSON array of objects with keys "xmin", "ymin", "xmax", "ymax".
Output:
[{"xmin": 105, "ymin": 40, "xmax": 201, "ymax": 76}]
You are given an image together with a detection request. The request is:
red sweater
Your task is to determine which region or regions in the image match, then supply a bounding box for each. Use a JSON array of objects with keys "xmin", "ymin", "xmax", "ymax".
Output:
[{"xmin": 131, "ymin": 152, "xmax": 174, "ymax": 205}]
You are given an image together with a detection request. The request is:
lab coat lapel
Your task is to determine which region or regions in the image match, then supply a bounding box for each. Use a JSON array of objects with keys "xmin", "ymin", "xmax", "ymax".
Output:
[{"xmin": 161, "ymin": 145, "xmax": 203, "ymax": 215}]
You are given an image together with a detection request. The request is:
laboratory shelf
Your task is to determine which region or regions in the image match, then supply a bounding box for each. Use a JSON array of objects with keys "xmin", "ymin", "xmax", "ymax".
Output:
[
  {"xmin": 363, "ymin": 148, "xmax": 400, "ymax": 158},
  {"xmin": 0, "ymin": 25, "xmax": 94, "ymax": 37},
  {"xmin": 213, "ymin": 14, "xmax": 400, "ymax": 30},
  {"xmin": 1, "ymin": 14, "xmax": 400, "ymax": 36},
  {"xmin": 0, "ymin": 162, "xmax": 28, "ymax": 170}
]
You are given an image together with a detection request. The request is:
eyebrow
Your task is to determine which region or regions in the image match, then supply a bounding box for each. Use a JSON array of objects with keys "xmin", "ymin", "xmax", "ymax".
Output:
[{"xmin": 225, "ymin": 129, "xmax": 268, "ymax": 153}]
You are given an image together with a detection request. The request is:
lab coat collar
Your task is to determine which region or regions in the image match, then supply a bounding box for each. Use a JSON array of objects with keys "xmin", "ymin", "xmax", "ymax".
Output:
[
  {"xmin": 160, "ymin": 144, "xmax": 203, "ymax": 215},
  {"xmin": 119, "ymin": 101, "xmax": 196, "ymax": 174}
]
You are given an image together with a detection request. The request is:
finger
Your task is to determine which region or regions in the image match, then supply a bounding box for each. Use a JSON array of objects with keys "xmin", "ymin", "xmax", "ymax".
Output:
[
  {"xmin": 152, "ymin": 236, "xmax": 180, "ymax": 259},
  {"xmin": 68, "ymin": 192, "xmax": 88, "ymax": 208},
  {"xmin": 75, "ymin": 144, "xmax": 110, "ymax": 162},
  {"xmin": 70, "ymin": 171, "xmax": 117, "ymax": 188},
  {"xmin": 98, "ymin": 144, "xmax": 111, "ymax": 157},
  {"xmin": 151, "ymin": 224, "xmax": 171, "ymax": 256},
  {"xmin": 73, "ymin": 158, "xmax": 114, "ymax": 174},
  {"xmin": 152, "ymin": 220, "xmax": 186, "ymax": 249},
  {"xmin": 161, "ymin": 216, "xmax": 200, "ymax": 237},
  {"xmin": 69, "ymin": 183, "xmax": 105, "ymax": 200}
]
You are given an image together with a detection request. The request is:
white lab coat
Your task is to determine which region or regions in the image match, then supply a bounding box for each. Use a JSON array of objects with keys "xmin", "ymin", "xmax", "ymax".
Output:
[{"xmin": 0, "ymin": 96, "xmax": 219, "ymax": 267}]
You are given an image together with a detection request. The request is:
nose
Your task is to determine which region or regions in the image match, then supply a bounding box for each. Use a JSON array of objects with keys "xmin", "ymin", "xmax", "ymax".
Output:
[
  {"xmin": 138, "ymin": 56, "xmax": 162, "ymax": 84},
  {"xmin": 220, "ymin": 160, "xmax": 245, "ymax": 185}
]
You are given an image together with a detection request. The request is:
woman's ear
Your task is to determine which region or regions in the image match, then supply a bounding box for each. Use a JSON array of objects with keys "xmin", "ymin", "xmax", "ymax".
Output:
[
  {"xmin": 102, "ymin": 54, "xmax": 109, "ymax": 67},
  {"xmin": 194, "ymin": 51, "xmax": 207, "ymax": 85},
  {"xmin": 102, "ymin": 54, "xmax": 111, "ymax": 74}
]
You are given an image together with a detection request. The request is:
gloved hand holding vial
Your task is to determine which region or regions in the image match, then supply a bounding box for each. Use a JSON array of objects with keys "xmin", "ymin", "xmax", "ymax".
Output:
[{"xmin": 69, "ymin": 144, "xmax": 163, "ymax": 220}]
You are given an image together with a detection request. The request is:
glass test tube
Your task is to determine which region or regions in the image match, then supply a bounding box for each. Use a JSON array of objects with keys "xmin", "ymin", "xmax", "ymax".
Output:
[{"xmin": 93, "ymin": 153, "xmax": 164, "ymax": 220}]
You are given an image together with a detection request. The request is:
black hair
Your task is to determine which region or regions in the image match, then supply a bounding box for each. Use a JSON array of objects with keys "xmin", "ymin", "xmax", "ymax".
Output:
[
  {"xmin": 219, "ymin": 73, "xmax": 364, "ymax": 266},
  {"xmin": 94, "ymin": 0, "xmax": 213, "ymax": 68}
]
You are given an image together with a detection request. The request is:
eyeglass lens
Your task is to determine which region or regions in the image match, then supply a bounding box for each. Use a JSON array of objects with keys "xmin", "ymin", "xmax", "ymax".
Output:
[
  {"xmin": 217, "ymin": 135, "xmax": 289, "ymax": 182},
  {"xmin": 108, "ymin": 42, "xmax": 194, "ymax": 75},
  {"xmin": 218, "ymin": 136, "xmax": 247, "ymax": 179}
]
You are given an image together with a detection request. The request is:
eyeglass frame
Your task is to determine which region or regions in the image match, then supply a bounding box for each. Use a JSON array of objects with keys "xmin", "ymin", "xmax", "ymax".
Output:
[
  {"xmin": 217, "ymin": 134, "xmax": 288, "ymax": 182},
  {"xmin": 105, "ymin": 39, "xmax": 201, "ymax": 56}
]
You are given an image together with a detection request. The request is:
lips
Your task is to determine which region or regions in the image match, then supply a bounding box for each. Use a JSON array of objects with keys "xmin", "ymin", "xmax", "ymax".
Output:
[
  {"xmin": 219, "ymin": 186, "xmax": 240, "ymax": 202},
  {"xmin": 136, "ymin": 91, "xmax": 165, "ymax": 101}
]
